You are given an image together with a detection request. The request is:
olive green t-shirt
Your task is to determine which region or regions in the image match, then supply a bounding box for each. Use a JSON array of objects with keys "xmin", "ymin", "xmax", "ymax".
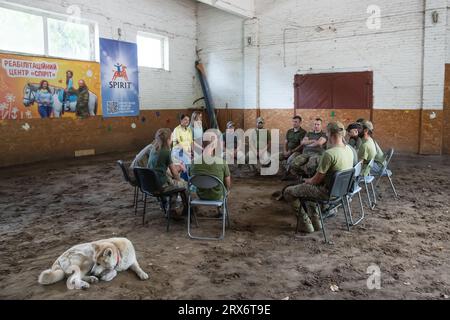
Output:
[
  {"xmin": 358, "ymin": 137, "xmax": 377, "ymax": 175},
  {"xmin": 348, "ymin": 137, "xmax": 362, "ymax": 151},
  {"xmin": 192, "ymin": 157, "xmax": 230, "ymax": 201},
  {"xmin": 286, "ymin": 127, "xmax": 307, "ymax": 151},
  {"xmin": 303, "ymin": 131, "xmax": 327, "ymax": 155},
  {"xmin": 374, "ymin": 139, "xmax": 385, "ymax": 164},
  {"xmin": 147, "ymin": 147, "xmax": 172, "ymax": 185},
  {"xmin": 317, "ymin": 145, "xmax": 355, "ymax": 189}
]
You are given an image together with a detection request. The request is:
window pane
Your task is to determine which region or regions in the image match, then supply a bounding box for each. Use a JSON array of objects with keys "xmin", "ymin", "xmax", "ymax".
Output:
[
  {"xmin": 47, "ymin": 18, "xmax": 91, "ymax": 60},
  {"xmin": 137, "ymin": 35, "xmax": 162, "ymax": 68},
  {"xmin": 0, "ymin": 7, "xmax": 45, "ymax": 55}
]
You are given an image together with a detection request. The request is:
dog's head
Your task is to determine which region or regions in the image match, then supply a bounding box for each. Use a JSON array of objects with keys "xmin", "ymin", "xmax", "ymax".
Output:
[{"xmin": 92, "ymin": 244, "xmax": 119, "ymax": 276}]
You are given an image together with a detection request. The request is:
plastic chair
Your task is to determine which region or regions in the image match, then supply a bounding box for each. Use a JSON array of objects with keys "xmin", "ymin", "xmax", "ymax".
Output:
[
  {"xmin": 346, "ymin": 161, "xmax": 365, "ymax": 226},
  {"xmin": 374, "ymin": 148, "xmax": 398, "ymax": 198},
  {"xmin": 187, "ymin": 174, "xmax": 229, "ymax": 241},
  {"xmin": 117, "ymin": 160, "xmax": 139, "ymax": 212},
  {"xmin": 133, "ymin": 167, "xmax": 186, "ymax": 231},
  {"xmin": 297, "ymin": 168, "xmax": 355, "ymax": 243},
  {"xmin": 360, "ymin": 158, "xmax": 377, "ymax": 210}
]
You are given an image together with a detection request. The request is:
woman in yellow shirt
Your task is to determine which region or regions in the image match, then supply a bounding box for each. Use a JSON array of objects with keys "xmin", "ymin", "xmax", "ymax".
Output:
[{"xmin": 172, "ymin": 114, "xmax": 193, "ymax": 166}]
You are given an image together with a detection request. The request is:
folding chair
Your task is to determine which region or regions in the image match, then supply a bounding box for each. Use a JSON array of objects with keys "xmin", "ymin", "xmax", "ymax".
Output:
[
  {"xmin": 133, "ymin": 167, "xmax": 186, "ymax": 231},
  {"xmin": 374, "ymin": 148, "xmax": 398, "ymax": 198},
  {"xmin": 360, "ymin": 158, "xmax": 377, "ymax": 210},
  {"xmin": 297, "ymin": 168, "xmax": 355, "ymax": 244},
  {"xmin": 346, "ymin": 161, "xmax": 365, "ymax": 226},
  {"xmin": 117, "ymin": 160, "xmax": 139, "ymax": 212},
  {"xmin": 187, "ymin": 174, "xmax": 229, "ymax": 241}
]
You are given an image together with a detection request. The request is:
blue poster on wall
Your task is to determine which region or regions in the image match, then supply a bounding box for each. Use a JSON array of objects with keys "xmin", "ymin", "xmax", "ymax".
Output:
[{"xmin": 100, "ymin": 38, "xmax": 140, "ymax": 117}]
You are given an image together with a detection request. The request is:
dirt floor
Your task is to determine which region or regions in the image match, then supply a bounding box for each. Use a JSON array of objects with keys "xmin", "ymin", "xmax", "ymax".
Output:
[{"xmin": 0, "ymin": 152, "xmax": 449, "ymax": 300}]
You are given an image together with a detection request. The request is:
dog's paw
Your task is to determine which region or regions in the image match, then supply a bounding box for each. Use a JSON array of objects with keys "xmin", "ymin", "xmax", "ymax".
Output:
[
  {"xmin": 80, "ymin": 281, "xmax": 90, "ymax": 289},
  {"xmin": 86, "ymin": 276, "xmax": 99, "ymax": 284},
  {"xmin": 70, "ymin": 280, "xmax": 90, "ymax": 290},
  {"xmin": 138, "ymin": 272, "xmax": 149, "ymax": 280}
]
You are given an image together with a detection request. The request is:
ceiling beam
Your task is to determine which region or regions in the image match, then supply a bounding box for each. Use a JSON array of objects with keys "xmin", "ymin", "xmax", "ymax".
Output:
[{"xmin": 197, "ymin": 0, "xmax": 255, "ymax": 18}]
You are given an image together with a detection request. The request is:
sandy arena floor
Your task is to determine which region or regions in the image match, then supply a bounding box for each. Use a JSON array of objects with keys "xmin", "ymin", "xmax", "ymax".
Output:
[{"xmin": 0, "ymin": 152, "xmax": 449, "ymax": 299}]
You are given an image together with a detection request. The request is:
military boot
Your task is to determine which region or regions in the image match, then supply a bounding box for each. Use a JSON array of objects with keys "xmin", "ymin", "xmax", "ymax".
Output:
[
  {"xmin": 309, "ymin": 214, "xmax": 322, "ymax": 231},
  {"xmin": 293, "ymin": 200, "xmax": 314, "ymax": 233}
]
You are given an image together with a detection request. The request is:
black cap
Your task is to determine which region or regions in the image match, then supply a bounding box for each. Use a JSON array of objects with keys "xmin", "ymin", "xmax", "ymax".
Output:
[{"xmin": 346, "ymin": 123, "xmax": 362, "ymax": 132}]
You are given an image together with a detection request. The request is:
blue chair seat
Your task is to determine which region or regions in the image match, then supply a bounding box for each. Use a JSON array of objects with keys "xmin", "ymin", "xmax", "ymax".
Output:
[
  {"xmin": 380, "ymin": 169, "xmax": 392, "ymax": 177},
  {"xmin": 361, "ymin": 176, "xmax": 375, "ymax": 183},
  {"xmin": 350, "ymin": 185, "xmax": 362, "ymax": 196},
  {"xmin": 190, "ymin": 199, "xmax": 224, "ymax": 207}
]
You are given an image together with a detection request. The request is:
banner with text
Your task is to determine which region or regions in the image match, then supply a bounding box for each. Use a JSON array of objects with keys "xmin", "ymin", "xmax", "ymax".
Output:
[
  {"xmin": 0, "ymin": 53, "xmax": 101, "ymax": 120},
  {"xmin": 100, "ymin": 38, "xmax": 140, "ymax": 117}
]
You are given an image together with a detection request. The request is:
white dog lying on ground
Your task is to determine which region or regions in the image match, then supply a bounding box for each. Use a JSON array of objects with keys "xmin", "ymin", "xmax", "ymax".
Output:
[{"xmin": 38, "ymin": 237, "xmax": 149, "ymax": 290}]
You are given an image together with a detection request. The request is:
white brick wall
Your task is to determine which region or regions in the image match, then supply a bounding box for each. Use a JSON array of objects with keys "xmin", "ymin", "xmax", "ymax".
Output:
[
  {"xmin": 199, "ymin": 0, "xmax": 449, "ymax": 110},
  {"xmin": 197, "ymin": 3, "xmax": 246, "ymax": 108},
  {"xmin": 6, "ymin": 0, "xmax": 198, "ymax": 110},
  {"xmin": 7, "ymin": 0, "xmax": 449, "ymax": 112}
]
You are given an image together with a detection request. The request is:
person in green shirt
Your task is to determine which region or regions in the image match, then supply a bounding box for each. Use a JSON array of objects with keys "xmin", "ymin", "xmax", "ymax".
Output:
[
  {"xmin": 147, "ymin": 128, "xmax": 188, "ymax": 216},
  {"xmin": 192, "ymin": 131, "xmax": 231, "ymax": 201},
  {"xmin": 346, "ymin": 122, "xmax": 363, "ymax": 150},
  {"xmin": 358, "ymin": 120, "xmax": 378, "ymax": 176},
  {"xmin": 284, "ymin": 121, "xmax": 355, "ymax": 234},
  {"xmin": 281, "ymin": 115, "xmax": 307, "ymax": 180}
]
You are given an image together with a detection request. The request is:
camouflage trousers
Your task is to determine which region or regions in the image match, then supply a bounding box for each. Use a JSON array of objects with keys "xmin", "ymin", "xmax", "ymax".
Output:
[
  {"xmin": 163, "ymin": 170, "xmax": 188, "ymax": 209},
  {"xmin": 289, "ymin": 153, "xmax": 321, "ymax": 177},
  {"xmin": 283, "ymin": 183, "xmax": 329, "ymax": 219},
  {"xmin": 279, "ymin": 152, "xmax": 302, "ymax": 171}
]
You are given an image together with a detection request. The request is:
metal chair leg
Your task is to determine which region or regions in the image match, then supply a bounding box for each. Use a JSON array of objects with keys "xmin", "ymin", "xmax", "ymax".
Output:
[
  {"xmin": 133, "ymin": 186, "xmax": 137, "ymax": 210},
  {"xmin": 388, "ymin": 176, "xmax": 398, "ymax": 198},
  {"xmin": 142, "ymin": 194, "xmax": 147, "ymax": 225},
  {"xmin": 225, "ymin": 201, "xmax": 230, "ymax": 228},
  {"xmin": 370, "ymin": 182, "xmax": 377, "ymax": 207},
  {"xmin": 341, "ymin": 199, "xmax": 351, "ymax": 231},
  {"xmin": 187, "ymin": 202, "xmax": 192, "ymax": 238},
  {"xmin": 364, "ymin": 181, "xmax": 375, "ymax": 210},
  {"xmin": 349, "ymin": 191, "xmax": 366, "ymax": 226},
  {"xmin": 317, "ymin": 203, "xmax": 328, "ymax": 244},
  {"xmin": 134, "ymin": 189, "xmax": 139, "ymax": 216},
  {"xmin": 166, "ymin": 196, "xmax": 171, "ymax": 232}
]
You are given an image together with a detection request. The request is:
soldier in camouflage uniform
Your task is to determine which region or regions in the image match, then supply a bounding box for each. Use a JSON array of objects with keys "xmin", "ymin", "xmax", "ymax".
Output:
[
  {"xmin": 289, "ymin": 118, "xmax": 327, "ymax": 178},
  {"xmin": 283, "ymin": 121, "xmax": 355, "ymax": 233}
]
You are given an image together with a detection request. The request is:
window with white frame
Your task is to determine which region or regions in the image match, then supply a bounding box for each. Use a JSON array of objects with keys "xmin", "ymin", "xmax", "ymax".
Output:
[
  {"xmin": 0, "ymin": 3, "xmax": 98, "ymax": 61},
  {"xmin": 137, "ymin": 32, "xmax": 169, "ymax": 70}
]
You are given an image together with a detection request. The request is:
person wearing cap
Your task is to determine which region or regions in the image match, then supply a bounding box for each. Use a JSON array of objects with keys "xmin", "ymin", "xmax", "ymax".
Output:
[
  {"xmin": 222, "ymin": 121, "xmax": 242, "ymax": 162},
  {"xmin": 289, "ymin": 118, "xmax": 328, "ymax": 178},
  {"xmin": 358, "ymin": 120, "xmax": 378, "ymax": 176},
  {"xmin": 283, "ymin": 121, "xmax": 355, "ymax": 233},
  {"xmin": 281, "ymin": 116, "xmax": 307, "ymax": 180},
  {"xmin": 248, "ymin": 117, "xmax": 271, "ymax": 173},
  {"xmin": 346, "ymin": 122, "xmax": 363, "ymax": 150},
  {"xmin": 359, "ymin": 120, "xmax": 385, "ymax": 175}
]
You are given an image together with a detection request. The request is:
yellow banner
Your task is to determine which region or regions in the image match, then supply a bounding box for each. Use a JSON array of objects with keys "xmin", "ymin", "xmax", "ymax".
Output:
[{"xmin": 0, "ymin": 53, "xmax": 102, "ymax": 120}]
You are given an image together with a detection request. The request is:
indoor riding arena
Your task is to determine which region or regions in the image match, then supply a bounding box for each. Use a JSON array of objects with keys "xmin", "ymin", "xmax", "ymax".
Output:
[{"xmin": 1, "ymin": 0, "xmax": 449, "ymax": 302}]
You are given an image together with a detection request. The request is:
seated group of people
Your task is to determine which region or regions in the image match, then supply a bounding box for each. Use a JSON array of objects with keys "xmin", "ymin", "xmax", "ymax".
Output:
[
  {"xmin": 280, "ymin": 116, "xmax": 386, "ymax": 233},
  {"xmin": 129, "ymin": 111, "xmax": 385, "ymax": 231},
  {"xmin": 130, "ymin": 112, "xmax": 231, "ymax": 217}
]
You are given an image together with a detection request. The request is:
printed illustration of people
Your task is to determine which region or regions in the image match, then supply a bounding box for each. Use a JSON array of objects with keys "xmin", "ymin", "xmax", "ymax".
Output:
[
  {"xmin": 22, "ymin": 69, "xmax": 98, "ymax": 119},
  {"xmin": 112, "ymin": 63, "xmax": 128, "ymax": 81}
]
